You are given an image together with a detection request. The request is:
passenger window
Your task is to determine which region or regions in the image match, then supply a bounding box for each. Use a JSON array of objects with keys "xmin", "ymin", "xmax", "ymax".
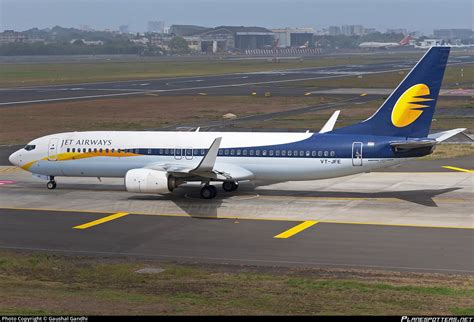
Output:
[
  {"xmin": 255, "ymin": 150, "xmax": 260, "ymax": 156},
  {"xmin": 287, "ymin": 150, "xmax": 292, "ymax": 156},
  {"xmin": 99, "ymin": 148, "xmax": 103, "ymax": 153},
  {"xmin": 67, "ymin": 148, "xmax": 70, "ymax": 152},
  {"xmin": 299, "ymin": 151, "xmax": 304, "ymax": 157},
  {"xmin": 275, "ymin": 150, "xmax": 280, "ymax": 156},
  {"xmin": 294, "ymin": 150, "xmax": 298, "ymax": 156},
  {"xmin": 94, "ymin": 148, "xmax": 97, "ymax": 153},
  {"xmin": 201, "ymin": 149, "xmax": 205, "ymax": 155},
  {"xmin": 88, "ymin": 148, "xmax": 92, "ymax": 153},
  {"xmin": 330, "ymin": 151, "xmax": 335, "ymax": 157},
  {"xmin": 311, "ymin": 151, "xmax": 316, "ymax": 157},
  {"xmin": 249, "ymin": 150, "xmax": 254, "ymax": 156},
  {"xmin": 230, "ymin": 149, "xmax": 235, "ymax": 155},
  {"xmin": 243, "ymin": 150, "xmax": 248, "ymax": 156},
  {"xmin": 324, "ymin": 151, "xmax": 329, "ymax": 157},
  {"xmin": 269, "ymin": 150, "xmax": 274, "ymax": 156},
  {"xmin": 218, "ymin": 149, "xmax": 223, "ymax": 156},
  {"xmin": 72, "ymin": 148, "xmax": 76, "ymax": 153},
  {"xmin": 225, "ymin": 149, "xmax": 229, "ymax": 155},
  {"xmin": 236, "ymin": 149, "xmax": 241, "ymax": 156},
  {"xmin": 305, "ymin": 151, "xmax": 310, "ymax": 157},
  {"xmin": 262, "ymin": 150, "xmax": 267, "ymax": 156},
  {"xmin": 318, "ymin": 151, "xmax": 322, "ymax": 157},
  {"xmin": 281, "ymin": 150, "xmax": 286, "ymax": 157}
]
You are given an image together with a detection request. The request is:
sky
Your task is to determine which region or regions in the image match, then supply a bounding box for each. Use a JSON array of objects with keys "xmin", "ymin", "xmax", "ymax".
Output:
[{"xmin": 0, "ymin": 0, "xmax": 472, "ymax": 35}]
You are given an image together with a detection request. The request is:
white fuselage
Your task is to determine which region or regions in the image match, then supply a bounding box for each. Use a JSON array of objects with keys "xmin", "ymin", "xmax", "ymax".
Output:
[{"xmin": 9, "ymin": 131, "xmax": 406, "ymax": 183}]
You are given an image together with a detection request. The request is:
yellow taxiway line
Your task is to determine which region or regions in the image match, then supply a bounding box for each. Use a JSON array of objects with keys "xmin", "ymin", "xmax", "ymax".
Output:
[
  {"xmin": 2, "ymin": 207, "xmax": 473, "ymax": 230},
  {"xmin": 73, "ymin": 212, "xmax": 129, "ymax": 230},
  {"xmin": 442, "ymin": 166, "xmax": 474, "ymax": 173},
  {"xmin": 274, "ymin": 221, "xmax": 318, "ymax": 239}
]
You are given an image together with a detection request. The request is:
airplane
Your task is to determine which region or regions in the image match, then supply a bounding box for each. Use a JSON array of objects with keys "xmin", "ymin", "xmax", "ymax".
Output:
[
  {"xmin": 9, "ymin": 47, "xmax": 465, "ymax": 199},
  {"xmin": 298, "ymin": 41, "xmax": 309, "ymax": 49},
  {"xmin": 359, "ymin": 35, "xmax": 412, "ymax": 49}
]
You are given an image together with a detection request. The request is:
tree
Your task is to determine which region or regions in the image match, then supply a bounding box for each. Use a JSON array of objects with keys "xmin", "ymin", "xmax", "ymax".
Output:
[{"xmin": 169, "ymin": 36, "xmax": 189, "ymax": 54}]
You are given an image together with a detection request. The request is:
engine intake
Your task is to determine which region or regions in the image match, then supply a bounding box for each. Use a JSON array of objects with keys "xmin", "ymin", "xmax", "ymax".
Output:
[{"xmin": 125, "ymin": 169, "xmax": 171, "ymax": 194}]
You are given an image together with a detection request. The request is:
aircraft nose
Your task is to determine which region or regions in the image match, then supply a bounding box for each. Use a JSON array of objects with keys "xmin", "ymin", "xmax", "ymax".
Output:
[{"xmin": 8, "ymin": 151, "xmax": 19, "ymax": 166}]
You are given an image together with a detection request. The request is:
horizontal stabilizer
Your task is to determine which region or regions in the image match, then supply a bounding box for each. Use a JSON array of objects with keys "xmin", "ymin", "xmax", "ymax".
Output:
[
  {"xmin": 319, "ymin": 110, "xmax": 340, "ymax": 133},
  {"xmin": 428, "ymin": 128, "xmax": 466, "ymax": 143}
]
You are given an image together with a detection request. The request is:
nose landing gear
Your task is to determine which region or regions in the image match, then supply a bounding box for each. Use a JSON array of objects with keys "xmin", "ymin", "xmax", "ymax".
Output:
[{"xmin": 47, "ymin": 176, "xmax": 56, "ymax": 190}]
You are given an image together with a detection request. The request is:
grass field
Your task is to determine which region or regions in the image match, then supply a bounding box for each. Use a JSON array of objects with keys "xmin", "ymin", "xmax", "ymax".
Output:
[
  {"xmin": 235, "ymin": 97, "xmax": 474, "ymax": 135},
  {"xmin": 0, "ymin": 251, "xmax": 472, "ymax": 315},
  {"xmin": 0, "ymin": 53, "xmax": 429, "ymax": 87},
  {"xmin": 0, "ymin": 95, "xmax": 338, "ymax": 144}
]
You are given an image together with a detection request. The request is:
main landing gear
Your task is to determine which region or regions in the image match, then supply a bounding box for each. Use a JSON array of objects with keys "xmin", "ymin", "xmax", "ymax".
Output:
[
  {"xmin": 200, "ymin": 184, "xmax": 217, "ymax": 199},
  {"xmin": 199, "ymin": 181, "xmax": 239, "ymax": 199},
  {"xmin": 47, "ymin": 176, "xmax": 56, "ymax": 190},
  {"xmin": 222, "ymin": 181, "xmax": 238, "ymax": 192}
]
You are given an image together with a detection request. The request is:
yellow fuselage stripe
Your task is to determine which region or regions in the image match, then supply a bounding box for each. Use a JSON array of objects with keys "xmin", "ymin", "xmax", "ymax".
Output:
[
  {"xmin": 274, "ymin": 220, "xmax": 318, "ymax": 239},
  {"xmin": 73, "ymin": 212, "xmax": 129, "ymax": 229},
  {"xmin": 442, "ymin": 166, "xmax": 474, "ymax": 173}
]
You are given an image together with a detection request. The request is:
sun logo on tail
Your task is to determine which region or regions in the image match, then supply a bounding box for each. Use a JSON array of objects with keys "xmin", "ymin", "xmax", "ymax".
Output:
[{"xmin": 391, "ymin": 84, "xmax": 433, "ymax": 127}]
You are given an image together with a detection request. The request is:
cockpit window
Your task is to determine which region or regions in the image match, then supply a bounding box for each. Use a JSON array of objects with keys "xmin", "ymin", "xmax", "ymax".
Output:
[{"xmin": 24, "ymin": 145, "xmax": 36, "ymax": 151}]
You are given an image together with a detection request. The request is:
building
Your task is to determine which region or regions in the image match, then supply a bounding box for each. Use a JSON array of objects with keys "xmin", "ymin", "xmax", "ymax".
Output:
[
  {"xmin": 130, "ymin": 37, "xmax": 149, "ymax": 45},
  {"xmin": 147, "ymin": 21, "xmax": 165, "ymax": 33},
  {"xmin": 271, "ymin": 27, "xmax": 315, "ymax": 47},
  {"xmin": 328, "ymin": 26, "xmax": 340, "ymax": 36},
  {"xmin": 341, "ymin": 25, "xmax": 365, "ymax": 36},
  {"xmin": 434, "ymin": 29, "xmax": 472, "ymax": 40},
  {"xmin": 363, "ymin": 28, "xmax": 378, "ymax": 35},
  {"xmin": 70, "ymin": 39, "xmax": 104, "ymax": 45},
  {"xmin": 0, "ymin": 30, "xmax": 27, "ymax": 44},
  {"xmin": 119, "ymin": 25, "xmax": 129, "ymax": 34},
  {"xmin": 387, "ymin": 28, "xmax": 407, "ymax": 35},
  {"xmin": 149, "ymin": 34, "xmax": 172, "ymax": 50},
  {"xmin": 169, "ymin": 25, "xmax": 210, "ymax": 37}
]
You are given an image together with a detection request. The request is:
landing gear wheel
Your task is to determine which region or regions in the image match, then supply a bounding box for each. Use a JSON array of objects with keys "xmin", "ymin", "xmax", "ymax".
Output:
[
  {"xmin": 200, "ymin": 185, "xmax": 217, "ymax": 199},
  {"xmin": 222, "ymin": 181, "xmax": 238, "ymax": 192},
  {"xmin": 47, "ymin": 181, "xmax": 57, "ymax": 190}
]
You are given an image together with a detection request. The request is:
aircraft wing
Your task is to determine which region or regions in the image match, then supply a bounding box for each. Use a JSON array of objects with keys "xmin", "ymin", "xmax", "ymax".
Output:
[{"xmin": 144, "ymin": 137, "xmax": 254, "ymax": 181}]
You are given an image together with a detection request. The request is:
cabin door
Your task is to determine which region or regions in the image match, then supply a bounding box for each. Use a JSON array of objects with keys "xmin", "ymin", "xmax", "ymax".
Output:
[
  {"xmin": 352, "ymin": 142, "xmax": 363, "ymax": 166},
  {"xmin": 48, "ymin": 138, "xmax": 59, "ymax": 161}
]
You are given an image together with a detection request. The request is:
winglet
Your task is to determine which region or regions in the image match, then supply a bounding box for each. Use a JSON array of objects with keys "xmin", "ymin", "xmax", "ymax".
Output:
[
  {"xmin": 319, "ymin": 110, "xmax": 340, "ymax": 133},
  {"xmin": 192, "ymin": 137, "xmax": 222, "ymax": 172}
]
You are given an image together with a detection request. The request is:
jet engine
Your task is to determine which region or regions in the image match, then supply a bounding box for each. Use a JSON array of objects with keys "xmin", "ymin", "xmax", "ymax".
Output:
[{"xmin": 125, "ymin": 168, "xmax": 171, "ymax": 194}]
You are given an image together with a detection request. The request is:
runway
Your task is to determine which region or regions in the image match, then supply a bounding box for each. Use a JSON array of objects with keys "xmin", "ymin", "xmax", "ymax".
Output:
[
  {"xmin": 0, "ymin": 168, "xmax": 472, "ymax": 273},
  {"xmin": 1, "ymin": 56, "xmax": 473, "ymax": 107}
]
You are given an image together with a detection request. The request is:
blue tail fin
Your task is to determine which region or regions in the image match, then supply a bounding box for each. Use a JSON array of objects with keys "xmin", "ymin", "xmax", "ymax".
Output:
[{"xmin": 334, "ymin": 47, "xmax": 450, "ymax": 138}]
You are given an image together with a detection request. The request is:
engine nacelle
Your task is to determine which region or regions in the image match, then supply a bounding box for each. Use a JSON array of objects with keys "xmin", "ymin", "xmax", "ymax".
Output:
[{"xmin": 125, "ymin": 168, "xmax": 170, "ymax": 194}]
